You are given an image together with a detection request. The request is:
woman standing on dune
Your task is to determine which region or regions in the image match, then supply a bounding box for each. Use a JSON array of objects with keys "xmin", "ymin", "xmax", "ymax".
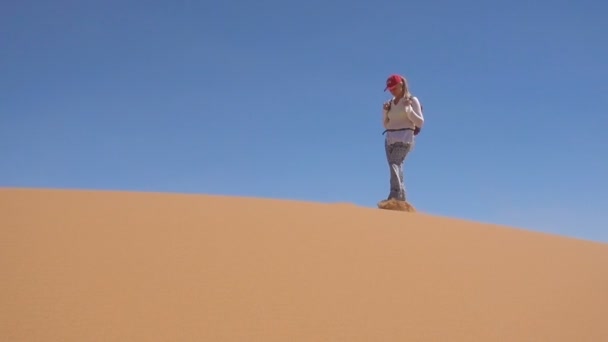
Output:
[{"xmin": 378, "ymin": 74, "xmax": 425, "ymax": 210}]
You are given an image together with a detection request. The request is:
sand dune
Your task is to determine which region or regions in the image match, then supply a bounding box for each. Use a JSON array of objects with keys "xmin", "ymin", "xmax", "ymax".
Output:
[{"xmin": 1, "ymin": 187, "xmax": 607, "ymax": 341}]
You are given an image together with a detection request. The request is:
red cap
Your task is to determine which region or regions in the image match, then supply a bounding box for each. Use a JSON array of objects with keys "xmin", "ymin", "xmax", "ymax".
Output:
[{"xmin": 384, "ymin": 74, "xmax": 404, "ymax": 91}]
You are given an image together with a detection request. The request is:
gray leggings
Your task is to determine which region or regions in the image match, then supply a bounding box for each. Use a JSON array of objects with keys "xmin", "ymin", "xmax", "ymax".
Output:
[{"xmin": 385, "ymin": 140, "xmax": 412, "ymax": 201}]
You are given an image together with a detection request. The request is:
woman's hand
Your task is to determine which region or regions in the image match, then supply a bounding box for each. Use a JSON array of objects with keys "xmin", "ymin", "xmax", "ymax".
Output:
[{"xmin": 383, "ymin": 102, "xmax": 391, "ymax": 111}]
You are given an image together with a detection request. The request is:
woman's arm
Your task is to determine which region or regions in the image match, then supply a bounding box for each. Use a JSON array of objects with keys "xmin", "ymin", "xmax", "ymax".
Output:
[
  {"xmin": 408, "ymin": 96, "xmax": 424, "ymax": 127},
  {"xmin": 382, "ymin": 102, "xmax": 390, "ymax": 128}
]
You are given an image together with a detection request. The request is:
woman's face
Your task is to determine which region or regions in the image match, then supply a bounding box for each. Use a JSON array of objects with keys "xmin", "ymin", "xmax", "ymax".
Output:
[{"xmin": 389, "ymin": 82, "xmax": 404, "ymax": 97}]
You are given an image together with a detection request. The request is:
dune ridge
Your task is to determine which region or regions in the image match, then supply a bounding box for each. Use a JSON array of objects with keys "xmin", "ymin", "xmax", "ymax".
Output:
[{"xmin": 2, "ymin": 187, "xmax": 607, "ymax": 341}]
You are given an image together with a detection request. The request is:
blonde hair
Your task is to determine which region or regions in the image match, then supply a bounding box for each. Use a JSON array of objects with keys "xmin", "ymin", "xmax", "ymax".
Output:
[{"xmin": 401, "ymin": 76, "xmax": 412, "ymax": 99}]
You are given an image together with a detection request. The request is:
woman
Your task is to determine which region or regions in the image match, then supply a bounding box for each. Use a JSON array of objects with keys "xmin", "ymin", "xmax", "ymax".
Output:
[{"xmin": 378, "ymin": 74, "xmax": 424, "ymax": 211}]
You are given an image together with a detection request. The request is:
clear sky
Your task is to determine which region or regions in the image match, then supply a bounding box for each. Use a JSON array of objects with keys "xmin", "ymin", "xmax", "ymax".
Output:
[{"xmin": 2, "ymin": 0, "xmax": 607, "ymax": 243}]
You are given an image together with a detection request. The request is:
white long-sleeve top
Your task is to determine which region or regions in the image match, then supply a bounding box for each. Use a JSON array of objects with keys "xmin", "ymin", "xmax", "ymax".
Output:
[{"xmin": 382, "ymin": 95, "xmax": 424, "ymax": 145}]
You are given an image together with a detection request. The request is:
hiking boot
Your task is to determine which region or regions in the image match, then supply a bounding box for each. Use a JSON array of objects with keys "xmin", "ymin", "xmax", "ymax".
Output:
[{"xmin": 378, "ymin": 198, "xmax": 416, "ymax": 212}]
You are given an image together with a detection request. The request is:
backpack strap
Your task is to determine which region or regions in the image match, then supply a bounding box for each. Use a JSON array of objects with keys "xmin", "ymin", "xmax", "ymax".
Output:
[{"xmin": 382, "ymin": 128, "xmax": 415, "ymax": 135}]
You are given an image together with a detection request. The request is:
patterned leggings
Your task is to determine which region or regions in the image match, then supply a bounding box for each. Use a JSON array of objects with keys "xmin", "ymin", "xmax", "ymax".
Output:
[{"xmin": 385, "ymin": 140, "xmax": 412, "ymax": 201}]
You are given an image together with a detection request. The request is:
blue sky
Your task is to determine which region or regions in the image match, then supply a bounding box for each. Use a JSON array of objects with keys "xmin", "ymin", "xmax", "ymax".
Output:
[{"xmin": 2, "ymin": 0, "xmax": 607, "ymax": 243}]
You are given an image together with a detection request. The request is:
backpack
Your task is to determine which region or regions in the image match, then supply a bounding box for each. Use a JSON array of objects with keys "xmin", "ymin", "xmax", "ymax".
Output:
[{"xmin": 384, "ymin": 95, "xmax": 423, "ymax": 136}]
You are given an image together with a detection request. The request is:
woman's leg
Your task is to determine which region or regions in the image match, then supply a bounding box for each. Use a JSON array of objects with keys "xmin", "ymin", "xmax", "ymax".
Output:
[{"xmin": 385, "ymin": 140, "xmax": 412, "ymax": 201}]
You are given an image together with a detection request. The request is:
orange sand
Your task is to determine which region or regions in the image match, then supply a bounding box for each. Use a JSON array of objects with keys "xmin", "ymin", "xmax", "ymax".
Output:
[{"xmin": 1, "ymin": 188, "xmax": 607, "ymax": 341}]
